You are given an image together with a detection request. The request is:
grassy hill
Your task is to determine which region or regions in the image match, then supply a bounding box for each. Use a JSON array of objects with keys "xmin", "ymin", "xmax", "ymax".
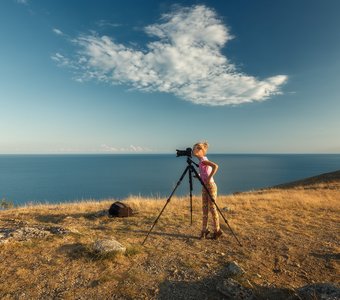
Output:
[
  {"xmin": 273, "ymin": 170, "xmax": 340, "ymax": 189},
  {"xmin": 0, "ymin": 171, "xmax": 339, "ymax": 299}
]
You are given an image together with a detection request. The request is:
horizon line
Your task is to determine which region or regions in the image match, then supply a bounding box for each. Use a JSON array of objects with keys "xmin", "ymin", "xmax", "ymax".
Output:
[{"xmin": 0, "ymin": 152, "xmax": 339, "ymax": 155}]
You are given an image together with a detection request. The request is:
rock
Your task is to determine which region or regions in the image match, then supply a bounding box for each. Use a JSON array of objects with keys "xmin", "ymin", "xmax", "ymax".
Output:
[
  {"xmin": 222, "ymin": 207, "xmax": 232, "ymax": 212},
  {"xmin": 92, "ymin": 239, "xmax": 126, "ymax": 254},
  {"xmin": 94, "ymin": 210, "xmax": 108, "ymax": 217},
  {"xmin": 297, "ymin": 283, "xmax": 340, "ymax": 300},
  {"xmin": 216, "ymin": 278, "xmax": 254, "ymax": 300},
  {"xmin": 0, "ymin": 228, "xmax": 12, "ymax": 241},
  {"xmin": 225, "ymin": 261, "xmax": 246, "ymax": 277},
  {"xmin": 48, "ymin": 226, "xmax": 69, "ymax": 235},
  {"xmin": 0, "ymin": 225, "xmax": 68, "ymax": 243},
  {"xmin": 10, "ymin": 227, "xmax": 51, "ymax": 240}
]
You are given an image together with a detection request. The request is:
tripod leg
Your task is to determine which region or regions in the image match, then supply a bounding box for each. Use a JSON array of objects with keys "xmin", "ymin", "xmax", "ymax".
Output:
[
  {"xmin": 141, "ymin": 166, "xmax": 190, "ymax": 245},
  {"xmin": 141, "ymin": 197, "xmax": 171, "ymax": 246},
  {"xmin": 190, "ymin": 166, "xmax": 243, "ymax": 247}
]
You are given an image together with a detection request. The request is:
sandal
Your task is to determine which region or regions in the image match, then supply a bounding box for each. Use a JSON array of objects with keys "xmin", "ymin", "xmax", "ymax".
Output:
[
  {"xmin": 199, "ymin": 229, "xmax": 210, "ymax": 239},
  {"xmin": 212, "ymin": 229, "xmax": 223, "ymax": 240}
]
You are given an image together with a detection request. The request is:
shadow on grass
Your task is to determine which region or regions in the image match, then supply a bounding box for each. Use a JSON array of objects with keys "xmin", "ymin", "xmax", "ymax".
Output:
[
  {"xmin": 35, "ymin": 211, "xmax": 108, "ymax": 224},
  {"xmin": 121, "ymin": 229, "xmax": 198, "ymax": 240},
  {"xmin": 157, "ymin": 264, "xmax": 301, "ymax": 300},
  {"xmin": 311, "ymin": 252, "xmax": 340, "ymax": 261},
  {"xmin": 58, "ymin": 243, "xmax": 119, "ymax": 261}
]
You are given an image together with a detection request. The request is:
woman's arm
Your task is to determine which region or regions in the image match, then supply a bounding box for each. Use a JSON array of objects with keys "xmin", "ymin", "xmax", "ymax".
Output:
[{"xmin": 202, "ymin": 160, "xmax": 218, "ymax": 183}]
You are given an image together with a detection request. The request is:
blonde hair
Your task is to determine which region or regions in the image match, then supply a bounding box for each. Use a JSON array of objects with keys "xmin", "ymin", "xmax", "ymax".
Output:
[{"xmin": 193, "ymin": 141, "xmax": 209, "ymax": 155}]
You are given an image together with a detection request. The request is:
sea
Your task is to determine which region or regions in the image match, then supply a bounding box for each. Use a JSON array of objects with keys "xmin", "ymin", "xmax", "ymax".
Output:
[{"xmin": 0, "ymin": 154, "xmax": 339, "ymax": 206}]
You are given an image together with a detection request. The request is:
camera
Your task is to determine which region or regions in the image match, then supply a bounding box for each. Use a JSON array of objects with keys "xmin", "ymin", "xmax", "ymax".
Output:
[{"xmin": 176, "ymin": 148, "xmax": 192, "ymax": 157}]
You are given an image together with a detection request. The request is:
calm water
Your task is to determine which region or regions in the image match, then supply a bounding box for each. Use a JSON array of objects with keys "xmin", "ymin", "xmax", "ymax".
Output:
[{"xmin": 0, "ymin": 154, "xmax": 339, "ymax": 206}]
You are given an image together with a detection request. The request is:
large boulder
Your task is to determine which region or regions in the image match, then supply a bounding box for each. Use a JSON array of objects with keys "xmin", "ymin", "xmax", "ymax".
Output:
[
  {"xmin": 297, "ymin": 283, "xmax": 340, "ymax": 300},
  {"xmin": 217, "ymin": 278, "xmax": 254, "ymax": 300}
]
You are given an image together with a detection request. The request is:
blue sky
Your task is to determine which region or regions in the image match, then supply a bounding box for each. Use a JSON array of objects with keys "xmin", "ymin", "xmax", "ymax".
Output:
[{"xmin": 1, "ymin": 0, "xmax": 339, "ymax": 154}]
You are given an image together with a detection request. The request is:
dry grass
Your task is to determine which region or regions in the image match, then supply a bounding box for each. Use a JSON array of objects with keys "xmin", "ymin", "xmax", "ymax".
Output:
[{"xmin": 0, "ymin": 180, "xmax": 339, "ymax": 299}]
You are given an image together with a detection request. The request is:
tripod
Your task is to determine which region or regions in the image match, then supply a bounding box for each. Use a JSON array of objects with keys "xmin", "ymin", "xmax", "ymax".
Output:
[{"xmin": 142, "ymin": 157, "xmax": 242, "ymax": 246}]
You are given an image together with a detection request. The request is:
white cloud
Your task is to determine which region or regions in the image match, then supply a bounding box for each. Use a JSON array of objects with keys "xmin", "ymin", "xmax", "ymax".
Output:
[
  {"xmin": 53, "ymin": 28, "xmax": 64, "ymax": 36},
  {"xmin": 100, "ymin": 144, "xmax": 152, "ymax": 153},
  {"xmin": 51, "ymin": 53, "xmax": 70, "ymax": 67},
  {"xmin": 101, "ymin": 144, "xmax": 118, "ymax": 152},
  {"xmin": 59, "ymin": 5, "xmax": 288, "ymax": 106}
]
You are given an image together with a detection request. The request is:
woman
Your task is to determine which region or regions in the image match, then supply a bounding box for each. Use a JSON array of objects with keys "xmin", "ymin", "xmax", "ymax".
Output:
[{"xmin": 192, "ymin": 142, "xmax": 223, "ymax": 240}]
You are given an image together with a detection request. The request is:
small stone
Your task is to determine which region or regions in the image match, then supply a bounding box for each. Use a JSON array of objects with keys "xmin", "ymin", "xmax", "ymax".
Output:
[
  {"xmin": 92, "ymin": 239, "xmax": 126, "ymax": 254},
  {"xmin": 244, "ymin": 279, "xmax": 254, "ymax": 288},
  {"xmin": 94, "ymin": 210, "xmax": 108, "ymax": 217},
  {"xmin": 48, "ymin": 227, "xmax": 68, "ymax": 235},
  {"xmin": 225, "ymin": 261, "xmax": 246, "ymax": 277}
]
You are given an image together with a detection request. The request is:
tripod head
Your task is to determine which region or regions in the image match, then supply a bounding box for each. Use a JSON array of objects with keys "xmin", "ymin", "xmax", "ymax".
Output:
[{"xmin": 186, "ymin": 157, "xmax": 199, "ymax": 168}]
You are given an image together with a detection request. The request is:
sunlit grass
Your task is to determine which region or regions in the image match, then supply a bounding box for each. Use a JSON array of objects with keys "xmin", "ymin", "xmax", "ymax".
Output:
[{"xmin": 0, "ymin": 179, "xmax": 339, "ymax": 299}]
